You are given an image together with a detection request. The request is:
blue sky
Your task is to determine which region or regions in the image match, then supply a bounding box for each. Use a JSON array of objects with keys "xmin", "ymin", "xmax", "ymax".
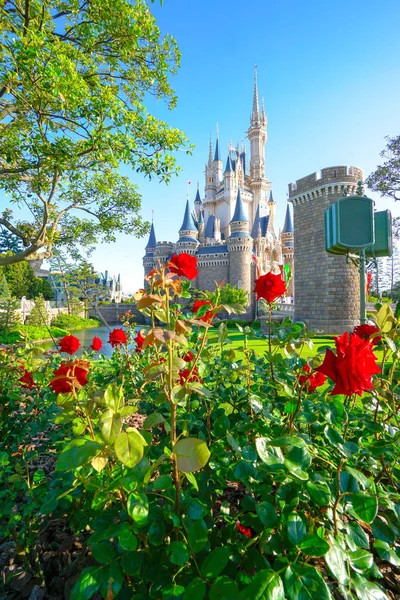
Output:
[{"xmin": 92, "ymin": 0, "xmax": 400, "ymax": 292}]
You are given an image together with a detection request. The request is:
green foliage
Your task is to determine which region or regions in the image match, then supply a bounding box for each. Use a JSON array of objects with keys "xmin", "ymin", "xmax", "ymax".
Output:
[
  {"xmin": 0, "ymin": 274, "xmax": 10, "ymax": 298},
  {"xmin": 0, "ymin": 264, "xmax": 399, "ymax": 599},
  {"xmin": 0, "ymin": 0, "xmax": 190, "ymax": 265},
  {"xmin": 0, "ymin": 323, "xmax": 68, "ymax": 343},
  {"xmin": 29, "ymin": 277, "xmax": 54, "ymax": 300},
  {"xmin": 0, "ymin": 261, "xmax": 36, "ymax": 298},
  {"xmin": 0, "ymin": 296, "xmax": 20, "ymax": 332},
  {"xmin": 206, "ymin": 283, "xmax": 249, "ymax": 308},
  {"xmin": 52, "ymin": 314, "xmax": 101, "ymax": 331},
  {"xmin": 26, "ymin": 295, "xmax": 49, "ymax": 327},
  {"xmin": 366, "ymin": 135, "xmax": 400, "ymax": 201}
]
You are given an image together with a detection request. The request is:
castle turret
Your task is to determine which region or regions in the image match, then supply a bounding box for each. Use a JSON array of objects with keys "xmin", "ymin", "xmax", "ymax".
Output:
[
  {"xmin": 281, "ymin": 204, "xmax": 294, "ymax": 297},
  {"xmin": 227, "ymin": 189, "xmax": 254, "ymax": 318},
  {"xmin": 213, "ymin": 127, "xmax": 223, "ymax": 186},
  {"xmin": 224, "ymin": 148, "xmax": 235, "ymax": 200},
  {"xmin": 248, "ymin": 68, "xmax": 269, "ymax": 219},
  {"xmin": 176, "ymin": 199, "xmax": 199, "ymax": 256},
  {"xmin": 194, "ymin": 184, "xmax": 202, "ymax": 219},
  {"xmin": 268, "ymin": 191, "xmax": 276, "ymax": 227},
  {"xmin": 197, "ymin": 210, "xmax": 205, "ymax": 242},
  {"xmin": 205, "ymin": 137, "xmax": 216, "ymax": 204},
  {"xmin": 143, "ymin": 222, "xmax": 157, "ymax": 287}
]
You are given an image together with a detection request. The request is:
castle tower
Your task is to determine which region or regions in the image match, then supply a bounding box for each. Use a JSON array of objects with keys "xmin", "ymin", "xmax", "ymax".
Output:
[
  {"xmin": 176, "ymin": 199, "xmax": 199, "ymax": 256},
  {"xmin": 197, "ymin": 210, "xmax": 205, "ymax": 242},
  {"xmin": 205, "ymin": 137, "xmax": 216, "ymax": 204},
  {"xmin": 268, "ymin": 191, "xmax": 276, "ymax": 227},
  {"xmin": 248, "ymin": 68, "xmax": 269, "ymax": 219},
  {"xmin": 281, "ymin": 204, "xmax": 294, "ymax": 297},
  {"xmin": 214, "ymin": 127, "xmax": 223, "ymax": 186},
  {"xmin": 227, "ymin": 189, "xmax": 254, "ymax": 318},
  {"xmin": 194, "ymin": 184, "xmax": 202, "ymax": 219},
  {"xmin": 143, "ymin": 222, "xmax": 157, "ymax": 288},
  {"xmin": 289, "ymin": 166, "xmax": 363, "ymax": 333}
]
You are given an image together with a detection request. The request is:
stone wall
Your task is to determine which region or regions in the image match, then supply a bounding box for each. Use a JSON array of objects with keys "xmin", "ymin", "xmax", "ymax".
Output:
[
  {"xmin": 89, "ymin": 304, "xmax": 147, "ymax": 325},
  {"xmin": 196, "ymin": 259, "xmax": 229, "ymax": 291},
  {"xmin": 289, "ymin": 166, "xmax": 363, "ymax": 334}
]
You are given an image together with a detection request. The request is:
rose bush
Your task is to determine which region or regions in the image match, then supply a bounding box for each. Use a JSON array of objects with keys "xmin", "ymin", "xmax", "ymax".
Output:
[{"xmin": 0, "ymin": 262, "xmax": 399, "ymax": 600}]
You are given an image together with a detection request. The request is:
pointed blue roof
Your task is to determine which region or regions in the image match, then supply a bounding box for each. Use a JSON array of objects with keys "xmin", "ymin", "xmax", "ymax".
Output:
[
  {"xmin": 225, "ymin": 153, "xmax": 233, "ymax": 173},
  {"xmin": 194, "ymin": 187, "xmax": 202, "ymax": 204},
  {"xmin": 204, "ymin": 215, "xmax": 215, "ymax": 238},
  {"xmin": 145, "ymin": 222, "xmax": 157, "ymax": 250},
  {"xmin": 214, "ymin": 138, "xmax": 221, "ymax": 161},
  {"xmin": 251, "ymin": 205, "xmax": 260, "ymax": 238},
  {"xmin": 251, "ymin": 206, "xmax": 270, "ymax": 238},
  {"xmin": 269, "ymin": 190, "xmax": 275, "ymax": 203},
  {"xmin": 179, "ymin": 200, "xmax": 197, "ymax": 232},
  {"xmin": 230, "ymin": 189, "xmax": 248, "ymax": 223},
  {"xmin": 198, "ymin": 211, "xmax": 204, "ymax": 224},
  {"xmin": 282, "ymin": 204, "xmax": 293, "ymax": 233}
]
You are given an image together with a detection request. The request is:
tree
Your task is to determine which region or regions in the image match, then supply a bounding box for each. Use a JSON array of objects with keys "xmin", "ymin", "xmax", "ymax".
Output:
[
  {"xmin": 29, "ymin": 277, "xmax": 54, "ymax": 300},
  {"xmin": 26, "ymin": 295, "xmax": 50, "ymax": 326},
  {"xmin": 0, "ymin": 274, "xmax": 10, "ymax": 298},
  {"xmin": 0, "ymin": 261, "xmax": 36, "ymax": 298},
  {"xmin": 206, "ymin": 283, "xmax": 249, "ymax": 307},
  {"xmin": 0, "ymin": 226, "xmax": 23, "ymax": 254},
  {"xmin": 366, "ymin": 135, "xmax": 400, "ymax": 201},
  {"xmin": 0, "ymin": 0, "xmax": 189, "ymax": 266},
  {"xmin": 0, "ymin": 297, "xmax": 20, "ymax": 332}
]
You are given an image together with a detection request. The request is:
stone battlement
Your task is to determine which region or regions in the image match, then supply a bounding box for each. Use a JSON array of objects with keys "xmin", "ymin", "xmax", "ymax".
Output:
[{"xmin": 288, "ymin": 166, "xmax": 363, "ymax": 197}]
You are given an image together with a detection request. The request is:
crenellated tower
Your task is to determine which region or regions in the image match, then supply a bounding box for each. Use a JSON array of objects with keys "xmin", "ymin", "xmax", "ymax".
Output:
[{"xmin": 176, "ymin": 199, "xmax": 199, "ymax": 257}]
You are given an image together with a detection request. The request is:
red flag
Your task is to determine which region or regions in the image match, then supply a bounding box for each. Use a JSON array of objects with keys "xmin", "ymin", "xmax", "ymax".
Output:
[{"xmin": 366, "ymin": 273, "xmax": 372, "ymax": 295}]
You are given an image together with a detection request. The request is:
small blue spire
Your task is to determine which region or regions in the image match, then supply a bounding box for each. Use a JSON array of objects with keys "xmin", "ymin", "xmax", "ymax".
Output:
[
  {"xmin": 251, "ymin": 205, "xmax": 260, "ymax": 238},
  {"xmin": 282, "ymin": 204, "xmax": 293, "ymax": 233},
  {"xmin": 225, "ymin": 153, "xmax": 233, "ymax": 173},
  {"xmin": 194, "ymin": 186, "xmax": 201, "ymax": 204},
  {"xmin": 269, "ymin": 190, "xmax": 275, "ymax": 203},
  {"xmin": 230, "ymin": 189, "xmax": 248, "ymax": 223},
  {"xmin": 179, "ymin": 200, "xmax": 197, "ymax": 232},
  {"xmin": 198, "ymin": 211, "xmax": 204, "ymax": 224},
  {"xmin": 214, "ymin": 138, "xmax": 220, "ymax": 161},
  {"xmin": 145, "ymin": 222, "xmax": 157, "ymax": 249}
]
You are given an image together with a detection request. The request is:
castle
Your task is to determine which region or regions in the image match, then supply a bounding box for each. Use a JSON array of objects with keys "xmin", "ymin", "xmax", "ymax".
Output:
[{"xmin": 143, "ymin": 72, "xmax": 294, "ymax": 318}]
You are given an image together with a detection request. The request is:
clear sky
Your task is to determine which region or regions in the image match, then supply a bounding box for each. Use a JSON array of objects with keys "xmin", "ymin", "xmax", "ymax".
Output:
[{"xmin": 8, "ymin": 0, "xmax": 400, "ymax": 291}]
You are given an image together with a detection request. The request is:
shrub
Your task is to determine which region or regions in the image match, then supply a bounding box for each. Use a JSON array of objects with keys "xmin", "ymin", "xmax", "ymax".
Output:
[{"xmin": 52, "ymin": 314, "xmax": 101, "ymax": 330}]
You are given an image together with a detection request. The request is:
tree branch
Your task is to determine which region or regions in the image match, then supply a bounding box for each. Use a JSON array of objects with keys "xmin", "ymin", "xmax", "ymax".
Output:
[{"xmin": 0, "ymin": 217, "xmax": 30, "ymax": 246}]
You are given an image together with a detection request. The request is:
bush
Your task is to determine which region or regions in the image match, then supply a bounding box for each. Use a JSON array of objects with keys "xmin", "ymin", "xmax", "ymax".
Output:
[
  {"xmin": 216, "ymin": 318, "xmax": 261, "ymax": 329},
  {"xmin": 20, "ymin": 325, "xmax": 68, "ymax": 341},
  {"xmin": 52, "ymin": 314, "xmax": 101, "ymax": 330}
]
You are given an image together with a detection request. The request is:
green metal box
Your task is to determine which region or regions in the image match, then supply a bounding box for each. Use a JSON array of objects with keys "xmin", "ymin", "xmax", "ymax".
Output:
[
  {"xmin": 365, "ymin": 210, "xmax": 392, "ymax": 258},
  {"xmin": 325, "ymin": 196, "xmax": 374, "ymax": 255}
]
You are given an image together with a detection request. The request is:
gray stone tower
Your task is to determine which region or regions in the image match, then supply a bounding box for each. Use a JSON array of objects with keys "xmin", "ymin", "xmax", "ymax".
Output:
[
  {"xmin": 288, "ymin": 166, "xmax": 363, "ymax": 333},
  {"xmin": 227, "ymin": 189, "xmax": 254, "ymax": 318},
  {"xmin": 143, "ymin": 222, "xmax": 157, "ymax": 288}
]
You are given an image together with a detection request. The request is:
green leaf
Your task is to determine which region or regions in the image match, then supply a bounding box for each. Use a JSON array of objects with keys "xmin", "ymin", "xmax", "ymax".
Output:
[
  {"xmin": 346, "ymin": 522, "xmax": 370, "ymax": 550},
  {"xmin": 153, "ymin": 474, "xmax": 173, "ymax": 491},
  {"xmin": 162, "ymin": 585, "xmax": 185, "ymax": 599},
  {"xmin": 118, "ymin": 525, "xmax": 137, "ymax": 551},
  {"xmin": 91, "ymin": 542, "xmax": 116, "ymax": 565},
  {"xmin": 255, "ymin": 438, "xmax": 284, "ymax": 468},
  {"xmin": 373, "ymin": 540, "xmax": 400, "ymax": 566},
  {"xmin": 70, "ymin": 566, "xmax": 102, "ymax": 600},
  {"xmin": 169, "ymin": 541, "xmax": 190, "ymax": 566},
  {"xmin": 173, "ymin": 438, "xmax": 210, "ymax": 472},
  {"xmin": 345, "ymin": 467, "xmax": 372, "ymax": 490},
  {"xmin": 103, "ymin": 383, "xmax": 125, "ymax": 412},
  {"xmin": 284, "ymin": 565, "xmax": 333, "ymax": 600},
  {"xmin": 351, "ymin": 492, "xmax": 378, "ymax": 524},
  {"xmin": 268, "ymin": 435, "xmax": 306, "ymax": 448},
  {"xmin": 200, "ymin": 547, "xmax": 230, "ymax": 579},
  {"xmin": 126, "ymin": 492, "xmax": 149, "ymax": 526},
  {"xmin": 325, "ymin": 541, "xmax": 349, "ymax": 585},
  {"xmin": 287, "ymin": 513, "xmax": 307, "ymax": 545},
  {"xmin": 185, "ymin": 518, "xmax": 208, "ymax": 553},
  {"xmin": 300, "ymin": 534, "xmax": 330, "ymax": 557},
  {"xmin": 114, "ymin": 430, "xmax": 144, "ymax": 468},
  {"xmin": 306, "ymin": 480, "xmax": 331, "ymax": 506},
  {"xmin": 57, "ymin": 438, "xmax": 103, "ymax": 471},
  {"xmin": 371, "ymin": 516, "xmax": 396, "ymax": 544},
  {"xmin": 348, "ymin": 549, "xmax": 373, "ymax": 573},
  {"xmin": 351, "ymin": 573, "xmax": 388, "ymax": 600},
  {"xmin": 210, "ymin": 576, "xmax": 239, "ymax": 600},
  {"xmin": 256, "ymin": 502, "xmax": 279, "ymax": 528},
  {"xmin": 99, "ymin": 561, "xmax": 123, "ymax": 599},
  {"xmin": 284, "ymin": 459, "xmax": 309, "ymax": 481},
  {"xmin": 99, "ymin": 409, "xmax": 122, "ymax": 443},
  {"xmin": 183, "ymin": 577, "xmax": 206, "ymax": 600},
  {"xmin": 143, "ymin": 412, "xmax": 165, "ymax": 429},
  {"xmin": 120, "ymin": 551, "xmax": 142, "ymax": 576},
  {"xmin": 375, "ymin": 304, "xmax": 394, "ymax": 332},
  {"xmin": 239, "ymin": 570, "xmax": 284, "ymax": 600},
  {"xmin": 148, "ymin": 520, "xmax": 165, "ymax": 546}
]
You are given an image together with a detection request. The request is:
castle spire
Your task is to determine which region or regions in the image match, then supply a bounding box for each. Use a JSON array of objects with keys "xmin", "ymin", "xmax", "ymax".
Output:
[
  {"xmin": 194, "ymin": 183, "xmax": 201, "ymax": 204},
  {"xmin": 145, "ymin": 222, "xmax": 157, "ymax": 251},
  {"xmin": 282, "ymin": 203, "xmax": 293, "ymax": 234},
  {"xmin": 179, "ymin": 199, "xmax": 197, "ymax": 233},
  {"xmin": 230, "ymin": 189, "xmax": 248, "ymax": 223},
  {"xmin": 224, "ymin": 149, "xmax": 233, "ymax": 173},
  {"xmin": 208, "ymin": 135, "xmax": 213, "ymax": 167},
  {"xmin": 214, "ymin": 124, "xmax": 221, "ymax": 161},
  {"xmin": 252, "ymin": 65, "xmax": 260, "ymax": 121}
]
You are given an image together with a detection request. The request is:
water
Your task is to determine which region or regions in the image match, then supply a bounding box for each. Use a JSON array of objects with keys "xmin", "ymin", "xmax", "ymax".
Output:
[{"xmin": 42, "ymin": 326, "xmax": 137, "ymax": 358}]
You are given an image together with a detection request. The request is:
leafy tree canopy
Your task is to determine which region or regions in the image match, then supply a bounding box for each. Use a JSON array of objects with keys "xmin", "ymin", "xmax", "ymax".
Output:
[
  {"xmin": 0, "ymin": 0, "xmax": 190, "ymax": 266},
  {"xmin": 366, "ymin": 135, "xmax": 400, "ymax": 202}
]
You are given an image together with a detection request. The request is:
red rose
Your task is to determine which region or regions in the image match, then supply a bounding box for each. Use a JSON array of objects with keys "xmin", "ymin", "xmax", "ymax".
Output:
[
  {"xmin": 192, "ymin": 300, "xmax": 214, "ymax": 323},
  {"xmin": 134, "ymin": 330, "xmax": 146, "ymax": 353},
  {"xmin": 316, "ymin": 332, "xmax": 380, "ymax": 397},
  {"xmin": 90, "ymin": 336, "xmax": 103, "ymax": 352},
  {"xmin": 108, "ymin": 328, "xmax": 127, "ymax": 347},
  {"xmin": 253, "ymin": 272, "xmax": 287, "ymax": 304},
  {"xmin": 183, "ymin": 351, "xmax": 195, "ymax": 362},
  {"xmin": 59, "ymin": 335, "xmax": 80, "ymax": 355},
  {"xmin": 178, "ymin": 367, "xmax": 201, "ymax": 386},
  {"xmin": 19, "ymin": 366, "xmax": 35, "ymax": 390},
  {"xmin": 168, "ymin": 253, "xmax": 198, "ymax": 280},
  {"xmin": 236, "ymin": 521, "xmax": 253, "ymax": 539},
  {"xmin": 353, "ymin": 324, "xmax": 381, "ymax": 345},
  {"xmin": 298, "ymin": 364, "xmax": 326, "ymax": 393},
  {"xmin": 50, "ymin": 360, "xmax": 89, "ymax": 395}
]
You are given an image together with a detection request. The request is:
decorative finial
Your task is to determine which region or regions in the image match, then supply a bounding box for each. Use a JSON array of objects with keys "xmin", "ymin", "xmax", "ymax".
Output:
[
  {"xmin": 252, "ymin": 64, "xmax": 260, "ymax": 119},
  {"xmin": 151, "ymin": 209, "xmax": 154, "ymax": 223},
  {"xmin": 216, "ymin": 123, "xmax": 219, "ymax": 139}
]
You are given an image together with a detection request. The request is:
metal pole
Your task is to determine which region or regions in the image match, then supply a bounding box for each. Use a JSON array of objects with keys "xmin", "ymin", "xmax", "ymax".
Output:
[{"xmin": 360, "ymin": 249, "xmax": 366, "ymax": 324}]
